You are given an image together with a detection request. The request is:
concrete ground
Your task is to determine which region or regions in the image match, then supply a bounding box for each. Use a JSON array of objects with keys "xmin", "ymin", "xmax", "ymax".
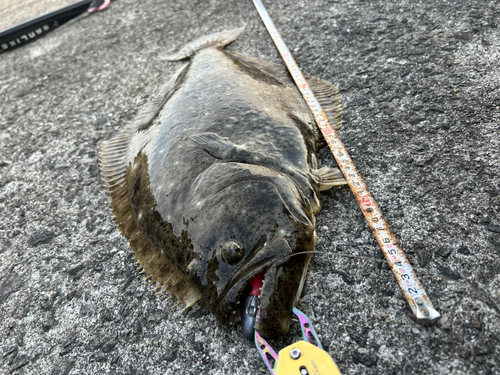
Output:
[{"xmin": 0, "ymin": 0, "xmax": 499, "ymax": 374}]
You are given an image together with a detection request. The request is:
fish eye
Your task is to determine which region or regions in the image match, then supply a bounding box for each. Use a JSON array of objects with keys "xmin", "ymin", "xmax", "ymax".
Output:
[{"xmin": 222, "ymin": 241, "xmax": 244, "ymax": 264}]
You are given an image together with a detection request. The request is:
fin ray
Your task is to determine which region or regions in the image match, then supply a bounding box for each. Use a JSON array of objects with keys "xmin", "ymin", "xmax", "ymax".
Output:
[
  {"xmin": 305, "ymin": 75, "xmax": 343, "ymax": 145},
  {"xmin": 99, "ymin": 63, "xmax": 201, "ymax": 310},
  {"xmin": 312, "ymin": 166, "xmax": 347, "ymax": 191}
]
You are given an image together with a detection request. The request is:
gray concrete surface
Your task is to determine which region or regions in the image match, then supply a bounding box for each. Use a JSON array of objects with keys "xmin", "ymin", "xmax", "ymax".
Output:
[{"xmin": 1, "ymin": 0, "xmax": 499, "ymax": 374}]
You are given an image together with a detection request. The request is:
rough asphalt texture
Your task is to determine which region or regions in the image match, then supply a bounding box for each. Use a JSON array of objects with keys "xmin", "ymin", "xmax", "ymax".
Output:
[{"xmin": 1, "ymin": 0, "xmax": 499, "ymax": 374}]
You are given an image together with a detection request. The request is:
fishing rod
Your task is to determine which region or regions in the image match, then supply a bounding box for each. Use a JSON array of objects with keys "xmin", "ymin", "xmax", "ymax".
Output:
[{"xmin": 0, "ymin": 0, "xmax": 114, "ymax": 54}]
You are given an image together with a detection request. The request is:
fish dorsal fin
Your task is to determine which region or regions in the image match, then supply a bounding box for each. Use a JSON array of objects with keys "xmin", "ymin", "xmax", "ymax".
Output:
[
  {"xmin": 99, "ymin": 66, "xmax": 201, "ymax": 310},
  {"xmin": 165, "ymin": 27, "xmax": 245, "ymax": 61},
  {"xmin": 304, "ymin": 75, "xmax": 343, "ymax": 133},
  {"xmin": 228, "ymin": 52, "xmax": 294, "ymax": 85},
  {"xmin": 226, "ymin": 52, "xmax": 343, "ymax": 142}
]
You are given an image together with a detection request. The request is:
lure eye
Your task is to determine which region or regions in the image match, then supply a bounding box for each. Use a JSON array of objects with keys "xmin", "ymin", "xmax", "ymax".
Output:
[{"xmin": 222, "ymin": 241, "xmax": 244, "ymax": 264}]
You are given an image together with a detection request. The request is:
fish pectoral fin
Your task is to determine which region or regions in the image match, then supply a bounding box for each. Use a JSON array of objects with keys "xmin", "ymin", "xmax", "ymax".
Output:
[
  {"xmin": 312, "ymin": 166, "xmax": 347, "ymax": 191},
  {"xmin": 191, "ymin": 132, "xmax": 236, "ymax": 159},
  {"xmin": 305, "ymin": 75, "xmax": 343, "ymax": 147},
  {"xmin": 164, "ymin": 27, "xmax": 245, "ymax": 61},
  {"xmin": 192, "ymin": 133, "xmax": 280, "ymax": 164}
]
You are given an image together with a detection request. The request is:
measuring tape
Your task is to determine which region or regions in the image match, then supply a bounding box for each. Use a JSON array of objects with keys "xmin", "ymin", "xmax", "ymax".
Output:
[{"xmin": 252, "ymin": 0, "xmax": 440, "ymax": 322}]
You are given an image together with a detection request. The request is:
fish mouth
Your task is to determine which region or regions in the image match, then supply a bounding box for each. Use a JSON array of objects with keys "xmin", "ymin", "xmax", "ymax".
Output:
[
  {"xmin": 215, "ymin": 251, "xmax": 285, "ymax": 325},
  {"xmin": 214, "ymin": 237, "xmax": 290, "ymax": 319},
  {"xmin": 215, "ymin": 237, "xmax": 311, "ymax": 339},
  {"xmin": 254, "ymin": 258, "xmax": 307, "ymax": 339}
]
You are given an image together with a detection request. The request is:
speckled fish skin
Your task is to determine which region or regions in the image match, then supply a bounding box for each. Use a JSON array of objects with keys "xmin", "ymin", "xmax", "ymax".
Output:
[{"xmin": 100, "ymin": 28, "xmax": 344, "ymax": 339}]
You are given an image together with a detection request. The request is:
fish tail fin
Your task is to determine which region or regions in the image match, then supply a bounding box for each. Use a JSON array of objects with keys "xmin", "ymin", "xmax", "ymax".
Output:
[{"xmin": 164, "ymin": 27, "xmax": 245, "ymax": 61}]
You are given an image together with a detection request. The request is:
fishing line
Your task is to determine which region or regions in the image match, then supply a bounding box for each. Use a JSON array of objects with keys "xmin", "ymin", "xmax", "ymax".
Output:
[{"xmin": 284, "ymin": 250, "xmax": 386, "ymax": 264}]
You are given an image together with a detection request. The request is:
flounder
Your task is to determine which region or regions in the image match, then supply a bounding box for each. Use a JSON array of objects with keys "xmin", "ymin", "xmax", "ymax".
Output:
[{"xmin": 100, "ymin": 27, "xmax": 346, "ymax": 339}]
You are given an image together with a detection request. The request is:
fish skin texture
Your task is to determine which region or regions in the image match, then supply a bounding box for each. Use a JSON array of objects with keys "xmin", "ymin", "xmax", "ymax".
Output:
[{"xmin": 100, "ymin": 28, "xmax": 344, "ymax": 339}]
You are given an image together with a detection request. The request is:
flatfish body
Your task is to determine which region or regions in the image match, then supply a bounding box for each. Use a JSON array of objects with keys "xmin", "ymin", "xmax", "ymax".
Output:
[{"xmin": 100, "ymin": 28, "xmax": 345, "ymax": 339}]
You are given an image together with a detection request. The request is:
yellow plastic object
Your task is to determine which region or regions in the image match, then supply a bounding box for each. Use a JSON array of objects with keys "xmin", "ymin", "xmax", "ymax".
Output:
[{"xmin": 275, "ymin": 340, "xmax": 341, "ymax": 375}]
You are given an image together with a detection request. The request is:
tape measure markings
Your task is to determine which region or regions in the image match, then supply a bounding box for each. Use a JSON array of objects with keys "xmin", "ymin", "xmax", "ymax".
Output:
[{"xmin": 252, "ymin": 0, "xmax": 440, "ymax": 322}]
